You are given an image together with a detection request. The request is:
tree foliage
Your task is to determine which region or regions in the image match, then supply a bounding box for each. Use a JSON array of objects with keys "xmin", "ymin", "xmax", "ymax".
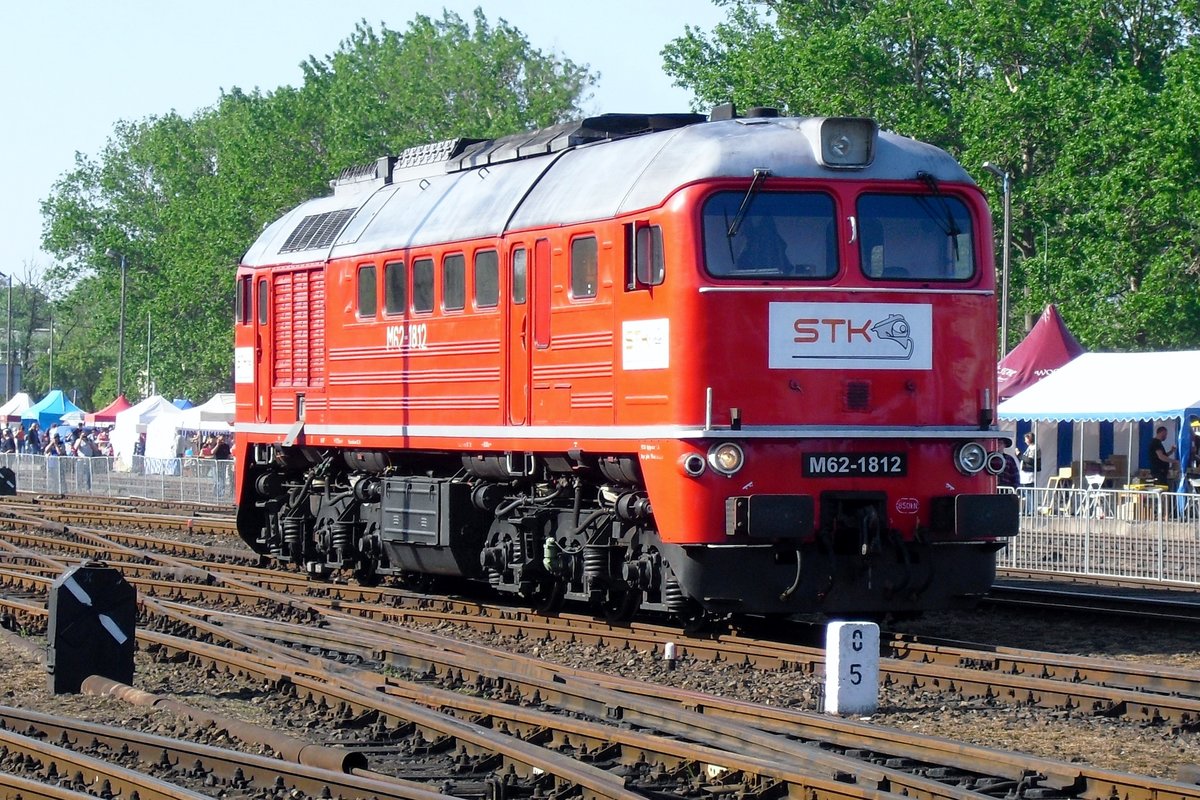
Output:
[
  {"xmin": 663, "ymin": 0, "xmax": 1200, "ymax": 351},
  {"xmin": 39, "ymin": 9, "xmax": 594, "ymax": 407}
]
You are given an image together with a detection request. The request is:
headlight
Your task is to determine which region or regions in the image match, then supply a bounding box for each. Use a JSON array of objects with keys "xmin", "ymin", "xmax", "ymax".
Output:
[
  {"xmin": 707, "ymin": 442, "xmax": 745, "ymax": 476},
  {"xmin": 985, "ymin": 452, "xmax": 1008, "ymax": 475},
  {"xmin": 955, "ymin": 442, "xmax": 987, "ymax": 474},
  {"xmin": 679, "ymin": 453, "xmax": 706, "ymax": 477}
]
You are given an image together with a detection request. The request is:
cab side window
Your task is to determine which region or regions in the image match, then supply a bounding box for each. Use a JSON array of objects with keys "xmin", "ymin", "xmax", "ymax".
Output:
[
  {"xmin": 634, "ymin": 225, "xmax": 664, "ymax": 287},
  {"xmin": 257, "ymin": 278, "xmax": 268, "ymax": 325},
  {"xmin": 511, "ymin": 248, "xmax": 527, "ymax": 305},
  {"xmin": 236, "ymin": 276, "xmax": 252, "ymax": 323},
  {"xmin": 570, "ymin": 236, "xmax": 598, "ymax": 299},
  {"xmin": 357, "ymin": 264, "xmax": 377, "ymax": 318}
]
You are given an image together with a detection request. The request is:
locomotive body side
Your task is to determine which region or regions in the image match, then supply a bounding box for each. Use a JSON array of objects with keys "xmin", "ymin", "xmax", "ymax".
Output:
[{"xmin": 233, "ymin": 113, "xmax": 1017, "ymax": 619}]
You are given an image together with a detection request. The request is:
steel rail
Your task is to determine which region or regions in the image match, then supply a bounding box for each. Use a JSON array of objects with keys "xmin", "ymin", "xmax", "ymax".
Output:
[
  {"xmin": 0, "ymin": 719, "xmax": 212, "ymax": 800},
  {"xmin": 0, "ymin": 706, "xmax": 453, "ymax": 800},
  {"xmin": 158, "ymin": 603, "xmax": 1001, "ymax": 800}
]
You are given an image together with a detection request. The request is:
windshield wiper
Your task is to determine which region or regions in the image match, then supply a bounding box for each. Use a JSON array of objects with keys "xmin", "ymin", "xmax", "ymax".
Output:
[
  {"xmin": 727, "ymin": 168, "xmax": 772, "ymax": 237},
  {"xmin": 916, "ymin": 170, "xmax": 961, "ymax": 260}
]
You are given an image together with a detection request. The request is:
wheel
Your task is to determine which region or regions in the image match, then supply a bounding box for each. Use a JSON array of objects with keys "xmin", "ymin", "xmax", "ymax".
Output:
[
  {"xmin": 523, "ymin": 578, "xmax": 566, "ymax": 614},
  {"xmin": 352, "ymin": 557, "xmax": 381, "ymax": 587},
  {"xmin": 598, "ymin": 587, "xmax": 640, "ymax": 623}
]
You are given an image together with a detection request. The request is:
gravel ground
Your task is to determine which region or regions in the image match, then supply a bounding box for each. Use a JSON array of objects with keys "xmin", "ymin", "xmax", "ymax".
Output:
[{"xmin": 1, "ymin": 601, "xmax": 1197, "ymax": 786}]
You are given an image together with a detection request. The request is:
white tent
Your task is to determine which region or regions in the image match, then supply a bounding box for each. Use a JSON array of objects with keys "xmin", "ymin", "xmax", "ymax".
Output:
[
  {"xmin": 145, "ymin": 393, "xmax": 234, "ymax": 462},
  {"xmin": 0, "ymin": 392, "xmax": 32, "ymax": 423},
  {"xmin": 999, "ymin": 351, "xmax": 1200, "ymax": 488},
  {"xmin": 112, "ymin": 395, "xmax": 182, "ymax": 470},
  {"xmin": 190, "ymin": 392, "xmax": 234, "ymax": 425}
]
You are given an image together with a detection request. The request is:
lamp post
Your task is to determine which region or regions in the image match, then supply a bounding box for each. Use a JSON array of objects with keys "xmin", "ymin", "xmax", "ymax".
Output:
[
  {"xmin": 982, "ymin": 162, "xmax": 1011, "ymax": 357},
  {"xmin": 0, "ymin": 272, "xmax": 10, "ymax": 398},
  {"xmin": 33, "ymin": 322, "xmax": 53, "ymax": 389},
  {"xmin": 104, "ymin": 249, "xmax": 128, "ymax": 397}
]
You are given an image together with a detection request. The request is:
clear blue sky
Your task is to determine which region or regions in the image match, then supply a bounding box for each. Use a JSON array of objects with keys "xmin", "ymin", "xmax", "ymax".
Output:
[{"xmin": 0, "ymin": 1, "xmax": 727, "ymax": 279}]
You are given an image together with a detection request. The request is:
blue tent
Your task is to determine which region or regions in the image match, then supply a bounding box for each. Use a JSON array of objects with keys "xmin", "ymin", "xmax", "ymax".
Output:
[
  {"xmin": 173, "ymin": 398, "xmax": 194, "ymax": 410},
  {"xmin": 21, "ymin": 390, "xmax": 84, "ymax": 430}
]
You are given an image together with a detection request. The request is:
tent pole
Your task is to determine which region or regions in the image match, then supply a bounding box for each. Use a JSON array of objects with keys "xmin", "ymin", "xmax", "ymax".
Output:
[{"xmin": 1128, "ymin": 424, "xmax": 1133, "ymax": 486}]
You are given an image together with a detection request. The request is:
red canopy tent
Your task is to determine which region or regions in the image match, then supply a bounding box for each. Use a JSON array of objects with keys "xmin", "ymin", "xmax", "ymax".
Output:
[
  {"xmin": 86, "ymin": 394, "xmax": 132, "ymax": 425},
  {"xmin": 997, "ymin": 304, "xmax": 1085, "ymax": 400}
]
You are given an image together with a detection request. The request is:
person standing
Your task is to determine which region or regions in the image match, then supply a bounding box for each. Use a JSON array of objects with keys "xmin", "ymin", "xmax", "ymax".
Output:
[
  {"xmin": 1018, "ymin": 432, "xmax": 1039, "ymax": 488},
  {"xmin": 210, "ymin": 435, "xmax": 231, "ymax": 500},
  {"xmin": 1147, "ymin": 426, "xmax": 1178, "ymax": 487},
  {"xmin": 74, "ymin": 432, "xmax": 98, "ymax": 492}
]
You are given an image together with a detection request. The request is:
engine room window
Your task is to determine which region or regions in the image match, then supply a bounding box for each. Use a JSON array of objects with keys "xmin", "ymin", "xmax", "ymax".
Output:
[
  {"xmin": 357, "ymin": 264, "xmax": 377, "ymax": 318},
  {"xmin": 474, "ymin": 250, "xmax": 499, "ymax": 308},
  {"xmin": 570, "ymin": 236, "xmax": 598, "ymax": 299},
  {"xmin": 703, "ymin": 191, "xmax": 837, "ymax": 279},
  {"xmin": 512, "ymin": 248, "xmax": 527, "ymax": 305},
  {"xmin": 443, "ymin": 254, "xmax": 465, "ymax": 311},
  {"xmin": 384, "ymin": 261, "xmax": 406, "ymax": 315},
  {"xmin": 858, "ymin": 193, "xmax": 975, "ymax": 281},
  {"xmin": 413, "ymin": 258, "xmax": 434, "ymax": 313}
]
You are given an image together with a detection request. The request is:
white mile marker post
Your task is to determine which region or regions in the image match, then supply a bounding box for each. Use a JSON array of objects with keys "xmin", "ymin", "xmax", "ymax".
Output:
[{"xmin": 824, "ymin": 620, "xmax": 879, "ymax": 715}]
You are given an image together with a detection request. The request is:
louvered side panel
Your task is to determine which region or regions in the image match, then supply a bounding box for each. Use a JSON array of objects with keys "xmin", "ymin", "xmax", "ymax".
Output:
[
  {"xmin": 307, "ymin": 270, "xmax": 326, "ymax": 387},
  {"xmin": 291, "ymin": 271, "xmax": 310, "ymax": 385},
  {"xmin": 272, "ymin": 273, "xmax": 296, "ymax": 387}
]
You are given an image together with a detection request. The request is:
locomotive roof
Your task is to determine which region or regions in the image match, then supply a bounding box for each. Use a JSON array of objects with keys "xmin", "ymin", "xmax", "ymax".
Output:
[{"xmin": 243, "ymin": 114, "xmax": 977, "ymax": 267}]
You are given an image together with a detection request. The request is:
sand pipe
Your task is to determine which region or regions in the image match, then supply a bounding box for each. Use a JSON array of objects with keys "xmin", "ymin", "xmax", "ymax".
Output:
[{"xmin": 81, "ymin": 675, "xmax": 367, "ymax": 773}]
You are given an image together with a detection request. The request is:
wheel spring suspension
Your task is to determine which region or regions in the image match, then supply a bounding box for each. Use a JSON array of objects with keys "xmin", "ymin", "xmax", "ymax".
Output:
[
  {"xmin": 330, "ymin": 520, "xmax": 355, "ymax": 556},
  {"xmin": 280, "ymin": 516, "xmax": 306, "ymax": 553},
  {"xmin": 662, "ymin": 577, "xmax": 689, "ymax": 614},
  {"xmin": 582, "ymin": 544, "xmax": 611, "ymax": 580}
]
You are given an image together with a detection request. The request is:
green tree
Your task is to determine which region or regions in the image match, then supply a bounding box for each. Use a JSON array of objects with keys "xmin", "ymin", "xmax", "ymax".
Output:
[
  {"xmin": 40, "ymin": 8, "xmax": 595, "ymax": 408},
  {"xmin": 664, "ymin": 0, "xmax": 1200, "ymax": 351}
]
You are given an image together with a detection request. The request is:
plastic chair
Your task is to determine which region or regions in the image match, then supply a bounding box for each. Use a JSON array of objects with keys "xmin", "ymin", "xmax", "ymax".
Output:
[
  {"xmin": 1080, "ymin": 474, "xmax": 1112, "ymax": 518},
  {"xmin": 1046, "ymin": 467, "xmax": 1073, "ymax": 490}
]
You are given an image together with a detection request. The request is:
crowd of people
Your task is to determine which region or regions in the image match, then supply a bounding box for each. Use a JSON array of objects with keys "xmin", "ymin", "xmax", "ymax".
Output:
[
  {"xmin": 0, "ymin": 420, "xmax": 233, "ymax": 461},
  {"xmin": 0, "ymin": 421, "xmax": 110, "ymax": 457}
]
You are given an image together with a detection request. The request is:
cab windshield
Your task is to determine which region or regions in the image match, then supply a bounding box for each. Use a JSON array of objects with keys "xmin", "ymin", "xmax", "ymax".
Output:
[
  {"xmin": 857, "ymin": 193, "xmax": 975, "ymax": 281},
  {"xmin": 702, "ymin": 191, "xmax": 837, "ymax": 279}
]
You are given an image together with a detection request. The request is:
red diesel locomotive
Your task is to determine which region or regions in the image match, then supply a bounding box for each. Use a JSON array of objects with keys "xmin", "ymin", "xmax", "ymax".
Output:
[{"xmin": 233, "ymin": 107, "xmax": 1018, "ymax": 621}]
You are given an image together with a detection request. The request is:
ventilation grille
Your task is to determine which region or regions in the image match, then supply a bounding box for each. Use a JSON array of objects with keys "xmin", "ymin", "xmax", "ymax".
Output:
[
  {"xmin": 845, "ymin": 381, "xmax": 870, "ymax": 411},
  {"xmin": 279, "ymin": 209, "xmax": 356, "ymax": 254}
]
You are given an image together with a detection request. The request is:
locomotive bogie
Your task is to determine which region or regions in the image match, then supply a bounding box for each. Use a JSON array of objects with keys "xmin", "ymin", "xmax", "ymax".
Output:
[{"xmin": 233, "ymin": 110, "xmax": 1019, "ymax": 620}]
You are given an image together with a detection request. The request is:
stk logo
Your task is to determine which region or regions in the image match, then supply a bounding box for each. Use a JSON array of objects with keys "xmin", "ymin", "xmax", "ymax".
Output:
[{"xmin": 869, "ymin": 314, "xmax": 914, "ymax": 359}]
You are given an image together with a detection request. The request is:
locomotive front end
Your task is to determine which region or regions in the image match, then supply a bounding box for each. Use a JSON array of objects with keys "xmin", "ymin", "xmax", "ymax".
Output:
[{"xmin": 639, "ymin": 116, "xmax": 1018, "ymax": 616}]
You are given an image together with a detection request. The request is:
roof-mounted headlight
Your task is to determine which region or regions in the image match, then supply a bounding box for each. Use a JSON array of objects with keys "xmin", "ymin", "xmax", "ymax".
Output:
[{"xmin": 819, "ymin": 117, "xmax": 877, "ymax": 169}]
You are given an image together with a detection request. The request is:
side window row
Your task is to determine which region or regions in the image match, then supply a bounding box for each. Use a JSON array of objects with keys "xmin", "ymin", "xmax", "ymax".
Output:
[
  {"xmin": 357, "ymin": 250, "xmax": 500, "ymax": 319},
  {"xmin": 238, "ymin": 227, "xmax": 665, "ymax": 326},
  {"xmin": 350, "ymin": 230, "xmax": 659, "ymax": 319}
]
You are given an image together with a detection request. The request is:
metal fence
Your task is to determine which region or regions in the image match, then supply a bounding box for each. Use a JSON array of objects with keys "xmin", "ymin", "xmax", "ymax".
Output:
[
  {"xmin": 2, "ymin": 454, "xmax": 1195, "ymax": 586},
  {"xmin": 1000, "ymin": 486, "xmax": 1200, "ymax": 585},
  {"xmin": 0, "ymin": 453, "xmax": 234, "ymax": 506}
]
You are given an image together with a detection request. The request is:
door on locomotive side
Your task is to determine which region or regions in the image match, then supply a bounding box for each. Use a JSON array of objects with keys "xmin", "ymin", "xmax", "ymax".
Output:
[
  {"xmin": 507, "ymin": 244, "xmax": 529, "ymax": 425},
  {"xmin": 253, "ymin": 275, "xmax": 272, "ymax": 424},
  {"xmin": 527, "ymin": 237, "xmax": 552, "ymax": 422}
]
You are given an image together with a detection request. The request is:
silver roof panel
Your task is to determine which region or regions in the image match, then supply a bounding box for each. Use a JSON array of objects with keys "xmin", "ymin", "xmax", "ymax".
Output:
[{"xmin": 244, "ymin": 116, "xmax": 974, "ymax": 268}]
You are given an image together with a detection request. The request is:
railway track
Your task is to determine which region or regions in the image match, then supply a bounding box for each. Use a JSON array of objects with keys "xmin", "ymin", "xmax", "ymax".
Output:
[
  {"xmin": 0, "ymin": 503, "xmax": 1197, "ymax": 798},
  {"xmin": 990, "ymin": 567, "xmax": 1200, "ymax": 622},
  {"xmin": 2, "ymin": 509, "xmax": 1200, "ymax": 727}
]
